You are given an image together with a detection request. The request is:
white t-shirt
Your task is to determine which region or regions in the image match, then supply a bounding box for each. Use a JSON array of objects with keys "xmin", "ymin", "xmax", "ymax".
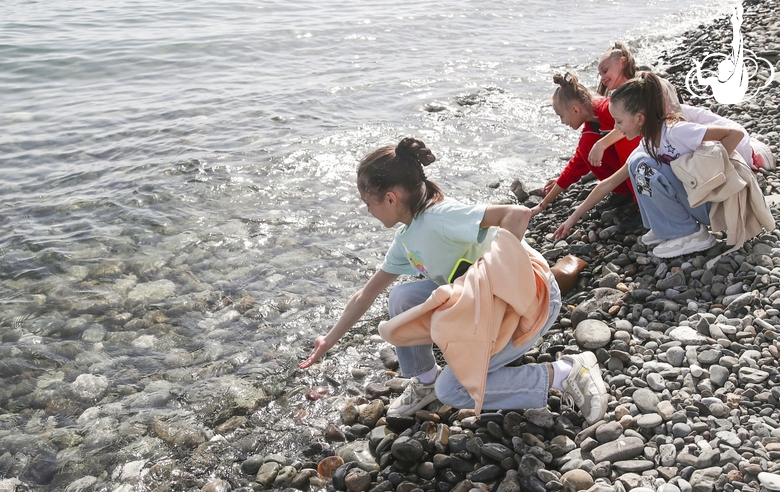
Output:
[
  {"xmin": 681, "ymin": 104, "xmax": 753, "ymax": 166},
  {"xmin": 381, "ymin": 198, "xmax": 497, "ymax": 286},
  {"xmin": 631, "ymin": 120, "xmax": 708, "ymax": 165}
]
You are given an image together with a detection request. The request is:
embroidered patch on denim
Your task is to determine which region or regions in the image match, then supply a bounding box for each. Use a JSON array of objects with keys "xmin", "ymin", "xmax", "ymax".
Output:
[{"xmin": 635, "ymin": 162, "xmax": 657, "ymax": 197}]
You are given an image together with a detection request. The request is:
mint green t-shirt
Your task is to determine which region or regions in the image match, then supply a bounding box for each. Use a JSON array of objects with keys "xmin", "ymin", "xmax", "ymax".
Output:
[{"xmin": 380, "ymin": 198, "xmax": 497, "ymax": 286}]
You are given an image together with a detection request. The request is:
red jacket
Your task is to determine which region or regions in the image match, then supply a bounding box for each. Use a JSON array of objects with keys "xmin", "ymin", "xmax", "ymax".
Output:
[
  {"xmin": 556, "ymin": 118, "xmax": 633, "ymax": 197},
  {"xmin": 594, "ymin": 98, "xmax": 642, "ymax": 166}
]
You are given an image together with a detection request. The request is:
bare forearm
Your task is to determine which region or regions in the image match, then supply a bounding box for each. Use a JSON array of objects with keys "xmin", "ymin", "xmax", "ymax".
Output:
[
  {"xmin": 600, "ymin": 129, "xmax": 623, "ymax": 148},
  {"xmin": 323, "ymin": 290, "xmax": 375, "ymax": 347},
  {"xmin": 570, "ymin": 165, "xmax": 628, "ymax": 223},
  {"xmin": 540, "ymin": 184, "xmax": 565, "ymax": 208},
  {"xmin": 720, "ymin": 128, "xmax": 743, "ymax": 156}
]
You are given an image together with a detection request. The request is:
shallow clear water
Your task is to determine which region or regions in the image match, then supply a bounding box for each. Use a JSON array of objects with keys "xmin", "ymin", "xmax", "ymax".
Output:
[{"xmin": 0, "ymin": 0, "xmax": 736, "ymax": 487}]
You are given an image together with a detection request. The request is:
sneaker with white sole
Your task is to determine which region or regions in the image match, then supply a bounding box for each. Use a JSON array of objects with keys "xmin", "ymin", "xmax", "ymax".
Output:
[
  {"xmin": 561, "ymin": 352, "xmax": 608, "ymax": 425},
  {"xmin": 652, "ymin": 224, "xmax": 715, "ymax": 258},
  {"xmin": 639, "ymin": 229, "xmax": 664, "ymax": 247},
  {"xmin": 387, "ymin": 369, "xmax": 440, "ymax": 416}
]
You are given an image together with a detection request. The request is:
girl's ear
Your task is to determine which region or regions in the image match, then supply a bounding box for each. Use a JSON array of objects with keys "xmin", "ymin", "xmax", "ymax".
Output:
[
  {"xmin": 637, "ymin": 112, "xmax": 646, "ymax": 128},
  {"xmin": 571, "ymin": 104, "xmax": 582, "ymax": 115},
  {"xmin": 620, "ymin": 56, "xmax": 627, "ymax": 68},
  {"xmin": 386, "ymin": 190, "xmax": 396, "ymax": 206}
]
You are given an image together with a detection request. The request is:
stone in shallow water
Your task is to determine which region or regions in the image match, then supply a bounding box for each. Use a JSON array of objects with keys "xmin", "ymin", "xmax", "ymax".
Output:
[
  {"xmin": 317, "ymin": 456, "xmax": 344, "ymax": 478},
  {"xmin": 391, "ymin": 436, "xmax": 424, "ymax": 462},
  {"xmin": 151, "ymin": 419, "xmax": 205, "ymax": 448},
  {"xmin": 256, "ymin": 462, "xmax": 281, "ymax": 488},
  {"xmin": 305, "ymin": 386, "xmax": 331, "ymax": 400},
  {"xmin": 71, "ymin": 374, "xmax": 110, "ymax": 400},
  {"xmin": 274, "ymin": 466, "xmax": 297, "ymax": 489},
  {"xmin": 358, "ymin": 400, "xmax": 384, "ymax": 427},
  {"xmin": 65, "ymin": 477, "xmax": 98, "ymax": 492},
  {"xmin": 337, "ymin": 441, "xmax": 379, "ymax": 472},
  {"xmin": 344, "ymin": 468, "xmax": 371, "ymax": 492},
  {"xmin": 127, "ymin": 279, "xmax": 176, "ymax": 302}
]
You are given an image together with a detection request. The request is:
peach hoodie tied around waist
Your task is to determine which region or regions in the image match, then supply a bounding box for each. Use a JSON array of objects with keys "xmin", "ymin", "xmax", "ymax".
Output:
[{"xmin": 378, "ymin": 228, "xmax": 552, "ymax": 415}]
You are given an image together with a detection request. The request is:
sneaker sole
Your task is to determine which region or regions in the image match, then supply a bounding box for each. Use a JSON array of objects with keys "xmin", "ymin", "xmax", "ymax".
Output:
[
  {"xmin": 652, "ymin": 236, "xmax": 716, "ymax": 258},
  {"xmin": 638, "ymin": 236, "xmax": 663, "ymax": 247},
  {"xmin": 386, "ymin": 390, "xmax": 439, "ymax": 417}
]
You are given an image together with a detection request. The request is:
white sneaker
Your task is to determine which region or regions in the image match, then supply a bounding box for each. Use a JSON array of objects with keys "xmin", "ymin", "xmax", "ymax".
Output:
[
  {"xmin": 561, "ymin": 352, "xmax": 608, "ymax": 425},
  {"xmin": 652, "ymin": 224, "xmax": 715, "ymax": 258},
  {"xmin": 751, "ymin": 137, "xmax": 776, "ymax": 171},
  {"xmin": 639, "ymin": 229, "xmax": 664, "ymax": 247},
  {"xmin": 387, "ymin": 369, "xmax": 440, "ymax": 416}
]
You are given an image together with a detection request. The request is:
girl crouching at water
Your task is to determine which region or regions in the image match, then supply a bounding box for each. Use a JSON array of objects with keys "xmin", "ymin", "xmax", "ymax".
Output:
[
  {"xmin": 554, "ymin": 72, "xmax": 769, "ymax": 258},
  {"xmin": 532, "ymin": 72, "xmax": 637, "ymax": 223},
  {"xmin": 300, "ymin": 137, "xmax": 608, "ymax": 424},
  {"xmin": 592, "ymin": 41, "xmax": 774, "ymax": 171}
]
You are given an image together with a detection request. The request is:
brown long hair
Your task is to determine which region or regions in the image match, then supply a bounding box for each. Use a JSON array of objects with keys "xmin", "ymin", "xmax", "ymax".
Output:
[
  {"xmin": 610, "ymin": 72, "xmax": 682, "ymax": 162},
  {"xmin": 597, "ymin": 42, "xmax": 637, "ymax": 96},
  {"xmin": 357, "ymin": 137, "xmax": 444, "ymax": 217}
]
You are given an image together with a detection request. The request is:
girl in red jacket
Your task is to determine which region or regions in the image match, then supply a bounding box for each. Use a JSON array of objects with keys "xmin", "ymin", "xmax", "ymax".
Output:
[{"xmin": 532, "ymin": 72, "xmax": 638, "ymax": 228}]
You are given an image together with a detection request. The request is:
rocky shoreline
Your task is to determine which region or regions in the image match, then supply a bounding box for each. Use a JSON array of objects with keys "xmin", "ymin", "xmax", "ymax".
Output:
[
  {"xmin": 237, "ymin": 7, "xmax": 780, "ymax": 492},
  {"xmin": 10, "ymin": 3, "xmax": 778, "ymax": 492},
  {"xmin": 225, "ymin": 3, "xmax": 780, "ymax": 492}
]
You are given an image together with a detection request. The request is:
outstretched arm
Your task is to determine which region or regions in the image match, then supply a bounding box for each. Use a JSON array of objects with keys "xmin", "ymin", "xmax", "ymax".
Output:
[
  {"xmin": 299, "ymin": 269, "xmax": 399, "ymax": 369},
  {"xmin": 531, "ymin": 183, "xmax": 565, "ymax": 217},
  {"xmin": 553, "ymin": 163, "xmax": 630, "ymax": 239},
  {"xmin": 481, "ymin": 204, "xmax": 532, "ymax": 241}
]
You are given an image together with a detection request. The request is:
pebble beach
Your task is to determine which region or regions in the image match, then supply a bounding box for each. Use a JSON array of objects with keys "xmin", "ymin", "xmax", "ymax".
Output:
[
  {"xmin": 4, "ymin": 2, "xmax": 780, "ymax": 492},
  {"xmin": 244, "ymin": 3, "xmax": 780, "ymax": 492}
]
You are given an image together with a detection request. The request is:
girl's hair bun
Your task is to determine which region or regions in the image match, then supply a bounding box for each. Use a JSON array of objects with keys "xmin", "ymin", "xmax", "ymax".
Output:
[
  {"xmin": 553, "ymin": 72, "xmax": 578, "ymax": 87},
  {"xmin": 396, "ymin": 137, "xmax": 436, "ymax": 166}
]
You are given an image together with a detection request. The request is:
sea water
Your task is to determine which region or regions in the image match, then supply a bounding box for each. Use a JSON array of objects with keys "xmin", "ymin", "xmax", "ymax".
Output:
[{"xmin": 0, "ymin": 0, "xmax": 735, "ymax": 487}]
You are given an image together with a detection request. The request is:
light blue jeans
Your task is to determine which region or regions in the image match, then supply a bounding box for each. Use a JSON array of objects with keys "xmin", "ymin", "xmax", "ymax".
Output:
[
  {"xmin": 628, "ymin": 153, "xmax": 711, "ymax": 240},
  {"xmin": 388, "ymin": 276, "xmax": 562, "ymax": 411}
]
